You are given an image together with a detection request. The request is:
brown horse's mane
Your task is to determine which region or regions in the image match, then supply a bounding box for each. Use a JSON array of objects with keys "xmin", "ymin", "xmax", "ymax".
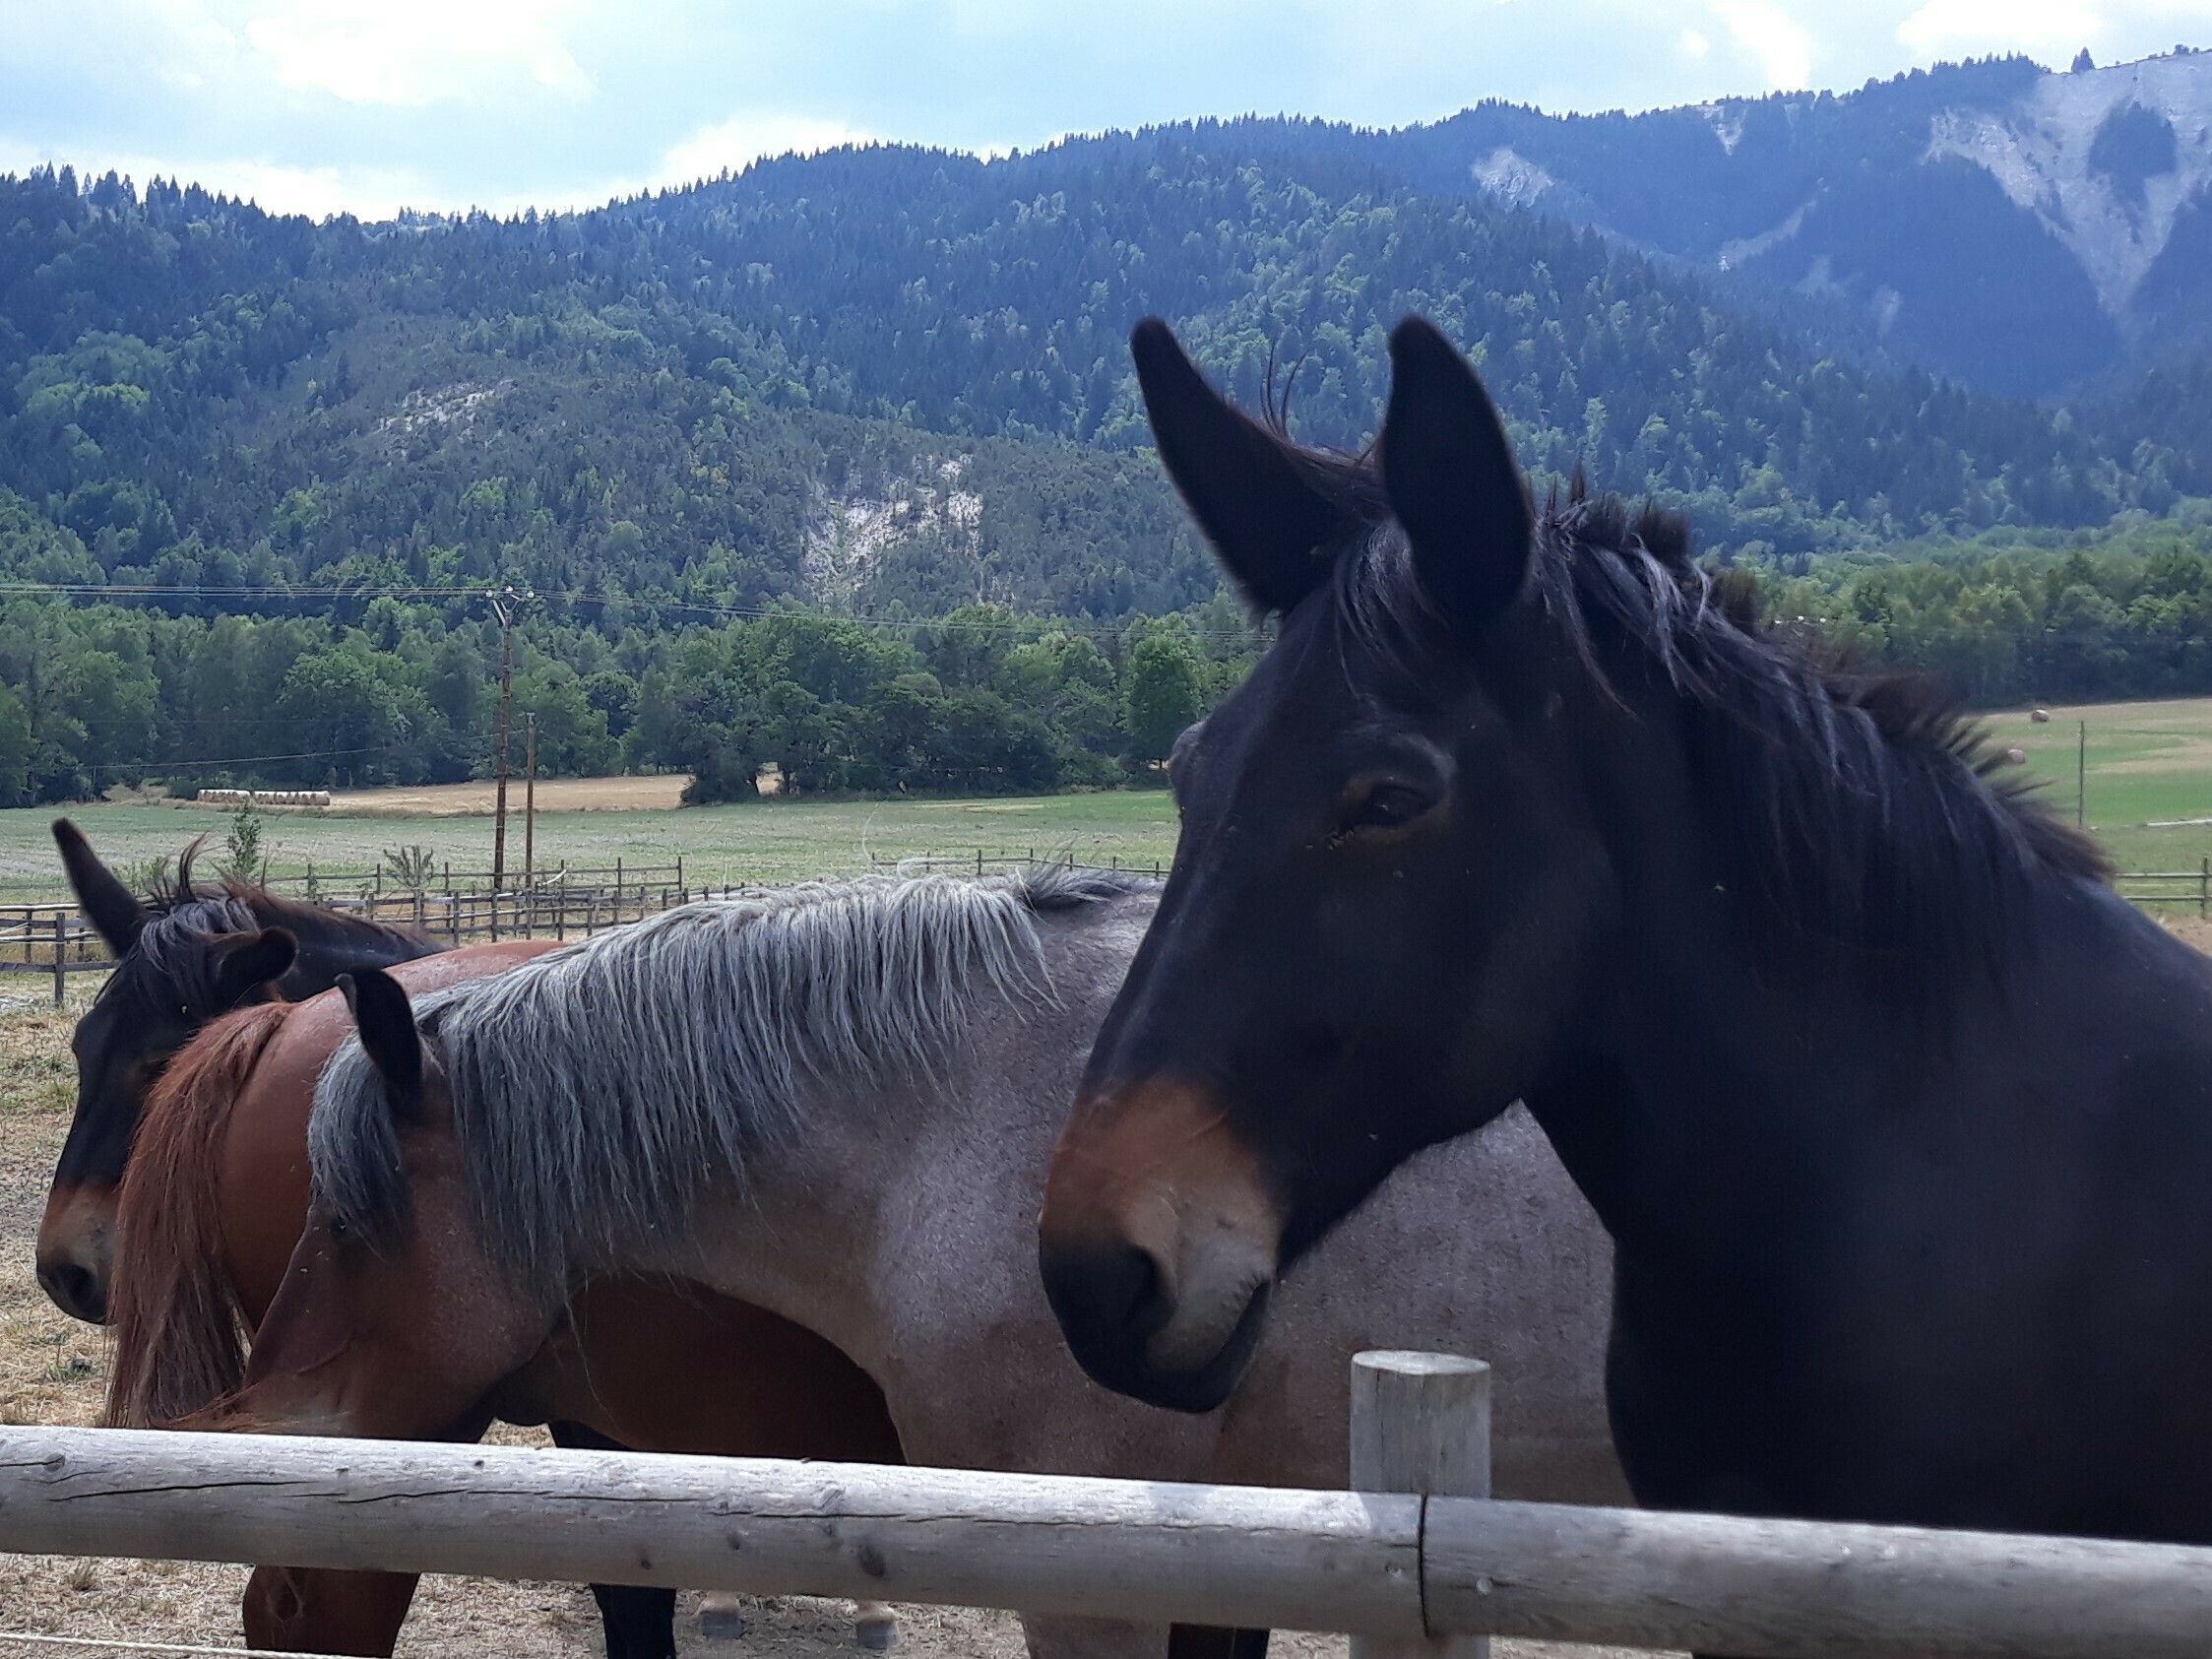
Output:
[{"xmin": 105, "ymin": 999, "xmax": 292, "ymax": 1430}]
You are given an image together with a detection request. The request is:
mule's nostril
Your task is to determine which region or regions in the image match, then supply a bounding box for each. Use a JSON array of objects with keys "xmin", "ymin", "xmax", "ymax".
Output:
[
  {"xmin": 1102, "ymin": 1242, "xmax": 1167, "ymax": 1339},
  {"xmin": 1039, "ymin": 1235, "xmax": 1173, "ymax": 1357},
  {"xmin": 37, "ymin": 1258, "xmax": 106, "ymax": 1325}
]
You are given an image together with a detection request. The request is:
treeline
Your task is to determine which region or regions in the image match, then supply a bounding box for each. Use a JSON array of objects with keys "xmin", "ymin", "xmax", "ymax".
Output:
[
  {"xmin": 15, "ymin": 507, "xmax": 2212, "ymax": 811},
  {"xmin": 0, "ymin": 587, "xmax": 1259, "ymax": 808},
  {"xmin": 1758, "ymin": 505, "xmax": 2212, "ymax": 706}
]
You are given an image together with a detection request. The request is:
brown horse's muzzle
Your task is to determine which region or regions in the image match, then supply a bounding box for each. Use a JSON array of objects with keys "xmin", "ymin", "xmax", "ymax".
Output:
[
  {"xmin": 1039, "ymin": 1078, "xmax": 1283, "ymax": 1414},
  {"xmin": 36, "ymin": 1185, "xmax": 116, "ymax": 1324}
]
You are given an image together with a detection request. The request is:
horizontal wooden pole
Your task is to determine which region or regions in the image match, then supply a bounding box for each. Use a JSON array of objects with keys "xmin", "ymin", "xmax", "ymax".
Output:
[
  {"xmin": 3, "ymin": 1429, "xmax": 2211, "ymax": 1655},
  {"xmin": 1425, "ymin": 1497, "xmax": 2212, "ymax": 1659},
  {"xmin": 0, "ymin": 1429, "xmax": 1424, "ymax": 1637}
]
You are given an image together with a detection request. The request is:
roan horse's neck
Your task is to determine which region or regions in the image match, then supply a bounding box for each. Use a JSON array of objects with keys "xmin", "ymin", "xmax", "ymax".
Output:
[{"xmin": 648, "ymin": 898, "xmax": 1153, "ymax": 1399}]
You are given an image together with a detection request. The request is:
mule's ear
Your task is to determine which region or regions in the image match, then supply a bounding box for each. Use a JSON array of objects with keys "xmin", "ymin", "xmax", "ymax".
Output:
[
  {"xmin": 53, "ymin": 819, "xmax": 146, "ymax": 955},
  {"xmin": 1131, "ymin": 318, "xmax": 1348, "ymax": 613},
  {"xmin": 338, "ymin": 970, "xmax": 422, "ymax": 1117},
  {"xmin": 1379, "ymin": 317, "xmax": 1535, "ymax": 632},
  {"xmin": 209, "ymin": 928, "xmax": 297, "ymax": 1011}
]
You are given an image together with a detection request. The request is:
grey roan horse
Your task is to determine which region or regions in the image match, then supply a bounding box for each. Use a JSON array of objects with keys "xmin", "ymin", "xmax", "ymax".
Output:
[{"xmin": 200, "ymin": 869, "xmax": 1622, "ymax": 1659}]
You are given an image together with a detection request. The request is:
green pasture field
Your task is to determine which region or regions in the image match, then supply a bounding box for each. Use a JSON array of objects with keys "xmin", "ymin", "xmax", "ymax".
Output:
[
  {"xmin": 1980, "ymin": 696, "xmax": 2212, "ymax": 874},
  {"xmin": 0, "ymin": 790, "xmax": 1182, "ymax": 898}
]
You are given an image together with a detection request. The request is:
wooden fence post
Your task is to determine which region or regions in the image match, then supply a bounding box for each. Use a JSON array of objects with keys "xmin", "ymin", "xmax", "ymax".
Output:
[
  {"xmin": 1349, "ymin": 1351, "xmax": 1491, "ymax": 1659},
  {"xmin": 2198, "ymin": 857, "xmax": 2206, "ymax": 921},
  {"xmin": 51, "ymin": 912, "xmax": 67, "ymax": 1006}
]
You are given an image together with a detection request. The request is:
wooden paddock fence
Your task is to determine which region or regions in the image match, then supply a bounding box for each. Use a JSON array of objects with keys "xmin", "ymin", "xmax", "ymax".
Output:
[
  {"xmin": 2113, "ymin": 863, "xmax": 2212, "ymax": 912},
  {"xmin": 0, "ymin": 861, "xmax": 722, "ymax": 1003},
  {"xmin": 0, "ymin": 1353, "xmax": 2206, "ymax": 1659}
]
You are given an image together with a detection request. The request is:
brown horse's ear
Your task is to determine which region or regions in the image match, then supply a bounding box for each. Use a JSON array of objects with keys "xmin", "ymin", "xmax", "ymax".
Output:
[
  {"xmin": 53, "ymin": 819, "xmax": 147, "ymax": 955},
  {"xmin": 1131, "ymin": 317, "xmax": 1349, "ymax": 613},
  {"xmin": 209, "ymin": 928, "xmax": 297, "ymax": 1011},
  {"xmin": 1379, "ymin": 317, "xmax": 1535, "ymax": 633},
  {"xmin": 338, "ymin": 970, "xmax": 423, "ymax": 1118}
]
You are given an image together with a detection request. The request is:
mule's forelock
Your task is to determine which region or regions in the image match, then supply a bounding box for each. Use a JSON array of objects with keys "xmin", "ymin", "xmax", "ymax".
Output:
[{"xmin": 307, "ymin": 868, "xmax": 1151, "ymax": 1303}]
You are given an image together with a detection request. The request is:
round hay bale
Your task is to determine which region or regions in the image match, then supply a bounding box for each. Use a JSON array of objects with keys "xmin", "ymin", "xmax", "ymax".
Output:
[
  {"xmin": 2030, "ymin": 708, "xmax": 2052, "ymax": 723},
  {"xmin": 2005, "ymin": 747, "xmax": 2027, "ymax": 765}
]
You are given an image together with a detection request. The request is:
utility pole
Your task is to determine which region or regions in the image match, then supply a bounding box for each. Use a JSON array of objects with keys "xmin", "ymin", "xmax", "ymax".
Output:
[
  {"xmin": 524, "ymin": 712, "xmax": 537, "ymax": 890},
  {"xmin": 2077, "ymin": 719, "xmax": 2087, "ymax": 830},
  {"xmin": 487, "ymin": 587, "xmax": 533, "ymax": 893}
]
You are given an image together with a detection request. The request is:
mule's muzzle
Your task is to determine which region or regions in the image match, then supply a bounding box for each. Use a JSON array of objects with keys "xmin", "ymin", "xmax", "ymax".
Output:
[
  {"xmin": 1039, "ymin": 1079, "xmax": 1283, "ymax": 1414},
  {"xmin": 36, "ymin": 1187, "xmax": 114, "ymax": 1324},
  {"xmin": 1039, "ymin": 1229, "xmax": 1273, "ymax": 1413}
]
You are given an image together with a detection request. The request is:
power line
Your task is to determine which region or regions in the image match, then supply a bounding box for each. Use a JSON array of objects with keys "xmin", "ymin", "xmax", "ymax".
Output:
[{"xmin": 0, "ymin": 581, "xmax": 1274, "ymax": 643}]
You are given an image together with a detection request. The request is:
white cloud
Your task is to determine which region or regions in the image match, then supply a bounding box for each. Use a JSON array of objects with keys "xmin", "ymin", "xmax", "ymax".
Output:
[
  {"xmin": 240, "ymin": 0, "xmax": 592, "ymax": 106},
  {"xmin": 661, "ymin": 112, "xmax": 873, "ymax": 184},
  {"xmin": 1681, "ymin": 27, "xmax": 1714, "ymax": 57},
  {"xmin": 1898, "ymin": 0, "xmax": 2111, "ymax": 59},
  {"xmin": 1711, "ymin": 0, "xmax": 1817, "ymax": 88}
]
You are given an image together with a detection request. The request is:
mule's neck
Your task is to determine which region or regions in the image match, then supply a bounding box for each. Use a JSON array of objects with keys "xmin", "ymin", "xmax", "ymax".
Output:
[{"xmin": 1518, "ymin": 685, "xmax": 2124, "ymax": 1277}]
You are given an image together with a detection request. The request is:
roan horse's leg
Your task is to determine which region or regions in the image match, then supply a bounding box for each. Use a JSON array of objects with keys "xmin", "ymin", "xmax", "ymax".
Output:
[{"xmin": 698, "ymin": 1591, "xmax": 901, "ymax": 1648}]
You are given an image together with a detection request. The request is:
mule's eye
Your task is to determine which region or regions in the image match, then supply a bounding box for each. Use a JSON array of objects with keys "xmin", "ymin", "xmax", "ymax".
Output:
[{"xmin": 1342, "ymin": 781, "xmax": 1437, "ymax": 835}]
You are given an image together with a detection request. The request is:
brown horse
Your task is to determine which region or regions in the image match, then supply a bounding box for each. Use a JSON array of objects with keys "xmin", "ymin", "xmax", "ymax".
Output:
[
  {"xmin": 109, "ymin": 941, "xmax": 907, "ymax": 1658},
  {"xmin": 40, "ymin": 820, "xmax": 439, "ymax": 1323}
]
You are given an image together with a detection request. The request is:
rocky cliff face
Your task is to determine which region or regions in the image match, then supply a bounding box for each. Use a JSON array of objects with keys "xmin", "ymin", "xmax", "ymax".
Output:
[{"xmin": 1412, "ymin": 48, "xmax": 2212, "ymax": 396}]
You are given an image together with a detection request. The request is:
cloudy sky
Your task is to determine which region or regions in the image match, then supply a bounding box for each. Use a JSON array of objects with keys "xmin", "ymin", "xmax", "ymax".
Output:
[{"xmin": 3, "ymin": 0, "xmax": 2208, "ymax": 221}]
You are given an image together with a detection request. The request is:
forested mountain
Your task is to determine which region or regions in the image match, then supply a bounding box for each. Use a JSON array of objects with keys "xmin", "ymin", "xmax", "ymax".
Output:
[{"xmin": 3, "ymin": 112, "xmax": 2205, "ymax": 634}]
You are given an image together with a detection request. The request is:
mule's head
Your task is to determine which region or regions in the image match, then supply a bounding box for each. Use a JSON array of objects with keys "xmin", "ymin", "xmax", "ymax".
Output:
[
  {"xmin": 41, "ymin": 820, "xmax": 294, "ymax": 1324},
  {"xmin": 1040, "ymin": 318, "xmax": 1623, "ymax": 1411},
  {"xmin": 229, "ymin": 968, "xmax": 553, "ymax": 1438}
]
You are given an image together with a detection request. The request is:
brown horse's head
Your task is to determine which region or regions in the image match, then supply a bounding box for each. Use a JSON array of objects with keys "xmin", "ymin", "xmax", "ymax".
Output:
[
  {"xmin": 221, "ymin": 968, "xmax": 556, "ymax": 1439},
  {"xmin": 43, "ymin": 820, "xmax": 296, "ymax": 1324}
]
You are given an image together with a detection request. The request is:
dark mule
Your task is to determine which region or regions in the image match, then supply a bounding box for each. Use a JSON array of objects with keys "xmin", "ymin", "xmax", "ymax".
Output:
[
  {"xmin": 41, "ymin": 820, "xmax": 439, "ymax": 1323},
  {"xmin": 1041, "ymin": 316, "xmax": 2212, "ymax": 1559},
  {"xmin": 107, "ymin": 945, "xmax": 906, "ymax": 1659}
]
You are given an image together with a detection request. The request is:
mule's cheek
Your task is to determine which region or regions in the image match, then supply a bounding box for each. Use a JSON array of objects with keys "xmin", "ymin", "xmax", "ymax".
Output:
[{"xmin": 34, "ymin": 1186, "xmax": 116, "ymax": 1324}]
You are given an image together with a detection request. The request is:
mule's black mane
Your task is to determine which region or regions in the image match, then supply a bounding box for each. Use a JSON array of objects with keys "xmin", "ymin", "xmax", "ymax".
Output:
[
  {"xmin": 1296, "ymin": 450, "xmax": 2108, "ymax": 984},
  {"xmin": 116, "ymin": 842, "xmax": 435, "ymax": 1015}
]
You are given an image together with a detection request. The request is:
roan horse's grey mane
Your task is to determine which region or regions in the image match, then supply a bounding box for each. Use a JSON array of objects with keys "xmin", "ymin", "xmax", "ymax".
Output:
[{"xmin": 310, "ymin": 865, "xmax": 1152, "ymax": 1302}]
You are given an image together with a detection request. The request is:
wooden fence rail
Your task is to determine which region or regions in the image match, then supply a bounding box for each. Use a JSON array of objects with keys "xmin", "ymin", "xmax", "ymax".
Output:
[{"xmin": 1, "ymin": 1350, "xmax": 2210, "ymax": 1659}]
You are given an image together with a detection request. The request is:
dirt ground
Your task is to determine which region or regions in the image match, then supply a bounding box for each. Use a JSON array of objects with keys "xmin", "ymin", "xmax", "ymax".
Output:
[{"xmin": 0, "ymin": 983, "xmax": 1632, "ymax": 1659}]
